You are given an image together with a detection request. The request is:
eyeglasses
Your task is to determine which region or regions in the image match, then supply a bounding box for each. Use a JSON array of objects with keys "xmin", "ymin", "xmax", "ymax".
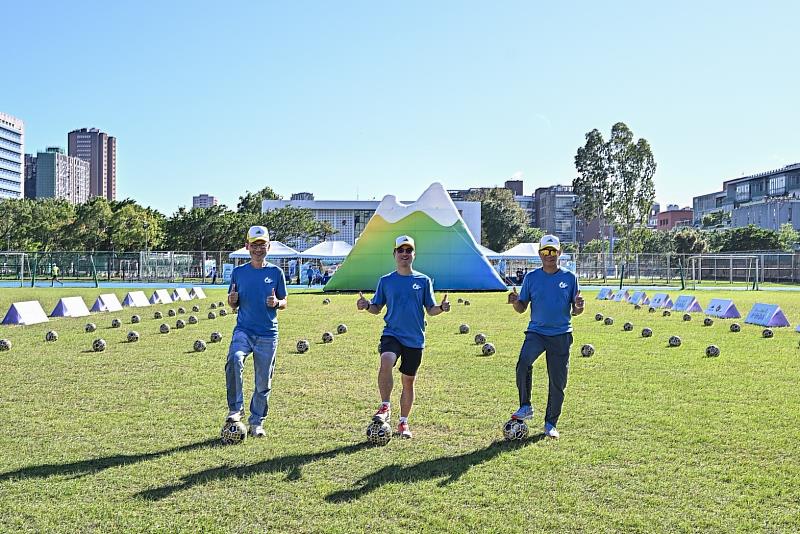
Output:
[
  {"xmin": 540, "ymin": 248, "xmax": 559, "ymax": 256},
  {"xmin": 396, "ymin": 247, "xmax": 414, "ymax": 254},
  {"xmin": 249, "ymin": 243, "xmax": 268, "ymax": 249}
]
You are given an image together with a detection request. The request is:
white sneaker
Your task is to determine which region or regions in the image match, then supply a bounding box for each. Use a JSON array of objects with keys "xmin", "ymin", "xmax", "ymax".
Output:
[
  {"xmin": 249, "ymin": 424, "xmax": 266, "ymax": 438},
  {"xmin": 226, "ymin": 410, "xmax": 243, "ymax": 422},
  {"xmin": 543, "ymin": 423, "xmax": 560, "ymax": 439}
]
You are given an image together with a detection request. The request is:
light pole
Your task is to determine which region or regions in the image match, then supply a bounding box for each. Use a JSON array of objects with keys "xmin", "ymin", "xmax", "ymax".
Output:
[{"xmin": 143, "ymin": 222, "xmax": 149, "ymax": 281}]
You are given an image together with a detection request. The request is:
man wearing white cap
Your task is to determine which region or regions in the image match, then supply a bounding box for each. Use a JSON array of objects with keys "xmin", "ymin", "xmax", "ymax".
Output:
[
  {"xmin": 356, "ymin": 235, "xmax": 450, "ymax": 439},
  {"xmin": 224, "ymin": 225, "xmax": 288, "ymax": 438},
  {"xmin": 507, "ymin": 234, "xmax": 584, "ymax": 439}
]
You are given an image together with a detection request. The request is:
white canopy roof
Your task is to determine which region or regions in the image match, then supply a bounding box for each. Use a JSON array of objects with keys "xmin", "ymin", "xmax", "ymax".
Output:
[
  {"xmin": 299, "ymin": 240, "xmax": 353, "ymax": 259},
  {"xmin": 477, "ymin": 243, "xmax": 502, "ymax": 260},
  {"xmin": 499, "ymin": 242, "xmax": 540, "ymax": 260},
  {"xmin": 228, "ymin": 241, "xmax": 299, "ymax": 259}
]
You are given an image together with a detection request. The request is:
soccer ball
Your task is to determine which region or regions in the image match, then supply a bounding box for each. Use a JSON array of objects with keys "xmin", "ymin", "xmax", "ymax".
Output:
[
  {"xmin": 178, "ymin": 307, "xmax": 186, "ymax": 314},
  {"xmin": 705, "ymin": 345, "xmax": 720, "ymax": 357},
  {"xmin": 127, "ymin": 331, "xmax": 140, "ymax": 343},
  {"xmin": 634, "ymin": 304, "xmax": 642, "ymax": 310},
  {"xmin": 210, "ymin": 332, "xmax": 223, "ymax": 343},
  {"xmin": 580, "ymin": 344, "xmax": 595, "ymax": 357},
  {"xmin": 159, "ymin": 323, "xmax": 170, "ymax": 334},
  {"xmin": 0, "ymin": 339, "xmax": 11, "ymax": 351},
  {"xmin": 194, "ymin": 339, "xmax": 207, "ymax": 352},
  {"xmin": 682, "ymin": 313, "xmax": 692, "ymax": 322},
  {"xmin": 457, "ymin": 298, "xmax": 464, "ymax": 303},
  {"xmin": 322, "ymin": 332, "xmax": 334, "ymax": 343},
  {"xmin": 218, "ymin": 301, "xmax": 225, "ymax": 307},
  {"xmin": 603, "ymin": 317, "xmax": 614, "ymax": 326},
  {"xmin": 623, "ymin": 322, "xmax": 633, "ymax": 331},
  {"xmin": 208, "ymin": 311, "xmax": 216, "ymax": 320},
  {"xmin": 337, "ymin": 324, "xmax": 348, "ymax": 334},
  {"xmin": 502, "ymin": 418, "xmax": 529, "ymax": 441},
  {"xmin": 322, "ymin": 298, "xmax": 331, "ymax": 305},
  {"xmin": 219, "ymin": 309, "xmax": 228, "ymax": 316},
  {"xmin": 188, "ymin": 315, "xmax": 198, "ymax": 325},
  {"xmin": 85, "ymin": 323, "xmax": 96, "ymax": 333},
  {"xmin": 210, "ymin": 302, "xmax": 217, "ymax": 309},
  {"xmin": 131, "ymin": 315, "xmax": 141, "ymax": 324},
  {"xmin": 92, "ymin": 338, "xmax": 107, "ymax": 352},
  {"xmin": 220, "ymin": 420, "xmax": 247, "ymax": 445},
  {"xmin": 45, "ymin": 330, "xmax": 58, "ymax": 342},
  {"xmin": 111, "ymin": 318, "xmax": 121, "ymax": 328},
  {"xmin": 641, "ymin": 327, "xmax": 653, "ymax": 338},
  {"xmin": 366, "ymin": 421, "xmax": 392, "ymax": 446},
  {"xmin": 192, "ymin": 305, "xmax": 200, "ymax": 312},
  {"xmin": 662, "ymin": 310, "xmax": 671, "ymax": 317},
  {"xmin": 176, "ymin": 319, "xmax": 186, "ymax": 329},
  {"xmin": 296, "ymin": 339, "xmax": 310, "ymax": 353},
  {"xmin": 168, "ymin": 309, "xmax": 176, "ymax": 317},
  {"xmin": 648, "ymin": 307, "xmax": 656, "ymax": 313},
  {"xmin": 730, "ymin": 323, "xmax": 741, "ymax": 333},
  {"xmin": 474, "ymin": 333, "xmax": 487, "ymax": 345},
  {"xmin": 762, "ymin": 328, "xmax": 774, "ymax": 338},
  {"xmin": 668, "ymin": 335, "xmax": 682, "ymax": 347},
  {"xmin": 594, "ymin": 313, "xmax": 604, "ymax": 321},
  {"xmin": 482, "ymin": 343, "xmax": 496, "ymax": 356},
  {"xmin": 153, "ymin": 311, "xmax": 163, "ymax": 319},
  {"xmin": 459, "ymin": 324, "xmax": 470, "ymax": 334},
  {"xmin": 703, "ymin": 317, "xmax": 714, "ymax": 327},
  {"xmin": 464, "ymin": 300, "xmax": 471, "ymax": 306}
]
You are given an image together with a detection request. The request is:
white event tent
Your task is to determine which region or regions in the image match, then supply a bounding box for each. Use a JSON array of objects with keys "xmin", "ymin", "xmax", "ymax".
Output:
[
  {"xmin": 299, "ymin": 240, "xmax": 353, "ymax": 260},
  {"xmin": 228, "ymin": 241, "xmax": 299, "ymax": 259},
  {"xmin": 499, "ymin": 242, "xmax": 540, "ymax": 260}
]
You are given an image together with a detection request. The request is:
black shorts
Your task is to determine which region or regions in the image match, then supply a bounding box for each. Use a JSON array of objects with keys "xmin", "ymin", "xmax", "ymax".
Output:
[{"xmin": 378, "ymin": 335, "xmax": 423, "ymax": 376}]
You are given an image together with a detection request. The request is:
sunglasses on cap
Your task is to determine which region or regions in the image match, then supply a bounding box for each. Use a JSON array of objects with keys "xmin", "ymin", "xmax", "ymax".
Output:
[
  {"xmin": 395, "ymin": 246, "xmax": 414, "ymax": 253},
  {"xmin": 540, "ymin": 248, "xmax": 559, "ymax": 256}
]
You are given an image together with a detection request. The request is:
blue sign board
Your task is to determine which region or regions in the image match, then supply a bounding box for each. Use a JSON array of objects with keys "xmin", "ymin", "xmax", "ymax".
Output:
[
  {"xmin": 629, "ymin": 291, "xmax": 648, "ymax": 305},
  {"xmin": 704, "ymin": 298, "xmax": 741, "ymax": 319},
  {"xmin": 650, "ymin": 293, "xmax": 672, "ymax": 309},
  {"xmin": 673, "ymin": 295, "xmax": 703, "ymax": 313},
  {"xmin": 596, "ymin": 288, "xmax": 613, "ymax": 300},
  {"xmin": 745, "ymin": 303, "xmax": 789, "ymax": 327},
  {"xmin": 612, "ymin": 289, "xmax": 630, "ymax": 302}
]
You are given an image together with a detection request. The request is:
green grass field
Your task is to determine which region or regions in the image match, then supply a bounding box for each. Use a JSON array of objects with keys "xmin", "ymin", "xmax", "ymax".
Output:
[{"xmin": 0, "ymin": 287, "xmax": 799, "ymax": 532}]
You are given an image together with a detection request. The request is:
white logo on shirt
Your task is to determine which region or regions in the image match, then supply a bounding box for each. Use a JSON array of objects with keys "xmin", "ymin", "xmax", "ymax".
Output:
[
  {"xmin": 412, "ymin": 283, "xmax": 421, "ymax": 290},
  {"xmin": 264, "ymin": 277, "xmax": 273, "ymax": 284},
  {"xmin": 559, "ymin": 282, "xmax": 568, "ymax": 288}
]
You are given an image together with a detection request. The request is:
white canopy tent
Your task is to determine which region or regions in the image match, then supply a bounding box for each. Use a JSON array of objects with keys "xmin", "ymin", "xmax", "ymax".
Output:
[
  {"xmin": 499, "ymin": 242, "xmax": 540, "ymax": 260},
  {"xmin": 299, "ymin": 240, "xmax": 353, "ymax": 260},
  {"xmin": 477, "ymin": 243, "xmax": 502, "ymax": 260},
  {"xmin": 228, "ymin": 241, "xmax": 299, "ymax": 259}
]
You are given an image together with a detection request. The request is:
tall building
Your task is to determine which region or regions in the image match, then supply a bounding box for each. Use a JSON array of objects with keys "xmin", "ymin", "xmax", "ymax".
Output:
[
  {"xmin": 193, "ymin": 194, "xmax": 219, "ymax": 208},
  {"xmin": 0, "ymin": 112, "xmax": 24, "ymax": 199},
  {"xmin": 534, "ymin": 185, "xmax": 580, "ymax": 243},
  {"xmin": 68, "ymin": 127, "xmax": 116, "ymax": 200},
  {"xmin": 24, "ymin": 154, "xmax": 37, "ymax": 198},
  {"xmin": 33, "ymin": 147, "xmax": 90, "ymax": 204}
]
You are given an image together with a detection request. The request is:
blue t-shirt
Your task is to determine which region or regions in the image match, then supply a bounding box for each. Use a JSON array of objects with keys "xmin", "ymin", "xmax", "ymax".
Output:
[
  {"xmin": 229, "ymin": 262, "xmax": 287, "ymax": 338},
  {"xmin": 370, "ymin": 270, "xmax": 436, "ymax": 349},
  {"xmin": 518, "ymin": 267, "xmax": 579, "ymax": 336}
]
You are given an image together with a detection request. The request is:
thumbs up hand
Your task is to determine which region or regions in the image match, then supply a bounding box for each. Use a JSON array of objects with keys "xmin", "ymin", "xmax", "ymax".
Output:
[
  {"xmin": 356, "ymin": 291, "xmax": 370, "ymax": 311},
  {"xmin": 440, "ymin": 293, "xmax": 450, "ymax": 312},
  {"xmin": 228, "ymin": 283, "xmax": 239, "ymax": 307},
  {"xmin": 574, "ymin": 290, "xmax": 584, "ymax": 311},
  {"xmin": 507, "ymin": 286, "xmax": 519, "ymax": 304},
  {"xmin": 266, "ymin": 287, "xmax": 279, "ymax": 308}
]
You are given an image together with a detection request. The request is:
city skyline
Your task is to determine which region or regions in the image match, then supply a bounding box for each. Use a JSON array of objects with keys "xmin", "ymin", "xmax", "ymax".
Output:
[{"xmin": 5, "ymin": 2, "xmax": 799, "ymax": 215}]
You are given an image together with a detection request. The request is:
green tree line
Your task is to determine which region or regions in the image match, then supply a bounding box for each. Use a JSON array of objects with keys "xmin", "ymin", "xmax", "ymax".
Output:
[{"xmin": 0, "ymin": 187, "xmax": 335, "ymax": 252}]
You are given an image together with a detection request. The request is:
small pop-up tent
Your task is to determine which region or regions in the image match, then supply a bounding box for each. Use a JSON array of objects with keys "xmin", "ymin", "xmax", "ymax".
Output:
[
  {"xmin": 229, "ymin": 241, "xmax": 299, "ymax": 259},
  {"xmin": 299, "ymin": 241, "xmax": 353, "ymax": 260}
]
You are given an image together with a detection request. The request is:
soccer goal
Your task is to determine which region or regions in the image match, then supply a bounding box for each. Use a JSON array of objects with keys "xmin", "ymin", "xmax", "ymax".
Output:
[
  {"xmin": 0, "ymin": 252, "xmax": 28, "ymax": 287},
  {"xmin": 687, "ymin": 254, "xmax": 760, "ymax": 290}
]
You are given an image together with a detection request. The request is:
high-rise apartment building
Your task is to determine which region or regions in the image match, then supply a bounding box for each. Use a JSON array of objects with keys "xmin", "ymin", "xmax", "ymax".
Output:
[
  {"xmin": 0, "ymin": 112, "xmax": 24, "ymax": 199},
  {"xmin": 534, "ymin": 185, "xmax": 580, "ymax": 243},
  {"xmin": 68, "ymin": 127, "xmax": 116, "ymax": 200},
  {"xmin": 24, "ymin": 154, "xmax": 37, "ymax": 198},
  {"xmin": 33, "ymin": 147, "xmax": 90, "ymax": 204},
  {"xmin": 192, "ymin": 194, "xmax": 219, "ymax": 208}
]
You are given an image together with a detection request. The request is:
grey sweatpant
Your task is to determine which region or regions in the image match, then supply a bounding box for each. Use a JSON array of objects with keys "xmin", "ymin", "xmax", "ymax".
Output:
[{"xmin": 516, "ymin": 331, "xmax": 573, "ymax": 427}]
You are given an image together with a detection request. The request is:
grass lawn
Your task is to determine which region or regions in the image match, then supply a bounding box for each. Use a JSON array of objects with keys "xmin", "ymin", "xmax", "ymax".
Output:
[{"xmin": 0, "ymin": 286, "xmax": 799, "ymax": 532}]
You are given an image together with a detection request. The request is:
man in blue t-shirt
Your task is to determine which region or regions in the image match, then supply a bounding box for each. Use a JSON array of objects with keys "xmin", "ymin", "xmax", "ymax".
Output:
[
  {"xmin": 507, "ymin": 235, "xmax": 584, "ymax": 439},
  {"xmin": 224, "ymin": 225, "xmax": 288, "ymax": 438},
  {"xmin": 356, "ymin": 235, "xmax": 450, "ymax": 439}
]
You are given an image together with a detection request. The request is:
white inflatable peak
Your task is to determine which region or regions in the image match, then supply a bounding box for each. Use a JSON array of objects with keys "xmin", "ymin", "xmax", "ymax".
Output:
[{"xmin": 375, "ymin": 182, "xmax": 460, "ymax": 226}]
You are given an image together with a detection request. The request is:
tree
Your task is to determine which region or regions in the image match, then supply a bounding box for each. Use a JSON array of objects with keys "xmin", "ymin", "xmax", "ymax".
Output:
[
  {"xmin": 68, "ymin": 197, "xmax": 114, "ymax": 251},
  {"xmin": 573, "ymin": 129, "xmax": 611, "ymax": 235},
  {"xmin": 237, "ymin": 186, "xmax": 281, "ymax": 214},
  {"xmin": 465, "ymin": 188, "xmax": 529, "ymax": 252},
  {"xmin": 671, "ymin": 227, "xmax": 709, "ymax": 254},
  {"xmin": 582, "ymin": 239, "xmax": 609, "ymax": 253},
  {"xmin": 777, "ymin": 223, "xmax": 798, "ymax": 251},
  {"xmin": 710, "ymin": 225, "xmax": 781, "ymax": 252},
  {"xmin": 701, "ymin": 210, "xmax": 731, "ymax": 229},
  {"xmin": 516, "ymin": 226, "xmax": 544, "ymax": 246}
]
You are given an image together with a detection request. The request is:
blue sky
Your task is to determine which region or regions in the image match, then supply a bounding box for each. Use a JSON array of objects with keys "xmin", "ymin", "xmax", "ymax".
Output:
[{"xmin": 6, "ymin": 1, "xmax": 799, "ymax": 215}]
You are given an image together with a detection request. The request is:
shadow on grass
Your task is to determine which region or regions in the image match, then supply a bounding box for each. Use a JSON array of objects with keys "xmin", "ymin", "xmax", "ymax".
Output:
[
  {"xmin": 136, "ymin": 441, "xmax": 372, "ymax": 501},
  {"xmin": 0, "ymin": 438, "xmax": 218, "ymax": 483},
  {"xmin": 326, "ymin": 436, "xmax": 543, "ymax": 503}
]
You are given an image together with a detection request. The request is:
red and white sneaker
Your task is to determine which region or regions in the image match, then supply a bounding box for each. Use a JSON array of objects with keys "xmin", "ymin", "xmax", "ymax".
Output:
[
  {"xmin": 373, "ymin": 404, "xmax": 391, "ymax": 424},
  {"xmin": 397, "ymin": 421, "xmax": 412, "ymax": 439}
]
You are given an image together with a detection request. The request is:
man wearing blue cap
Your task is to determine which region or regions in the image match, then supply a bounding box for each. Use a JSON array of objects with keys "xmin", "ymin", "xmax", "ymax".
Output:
[
  {"xmin": 224, "ymin": 225, "xmax": 288, "ymax": 438},
  {"xmin": 507, "ymin": 234, "xmax": 584, "ymax": 439},
  {"xmin": 356, "ymin": 235, "xmax": 450, "ymax": 439}
]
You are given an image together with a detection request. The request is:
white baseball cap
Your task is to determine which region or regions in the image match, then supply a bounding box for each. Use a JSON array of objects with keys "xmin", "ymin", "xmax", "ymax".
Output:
[
  {"xmin": 394, "ymin": 235, "xmax": 415, "ymax": 250},
  {"xmin": 539, "ymin": 234, "xmax": 561, "ymax": 251},
  {"xmin": 247, "ymin": 225, "xmax": 270, "ymax": 243}
]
